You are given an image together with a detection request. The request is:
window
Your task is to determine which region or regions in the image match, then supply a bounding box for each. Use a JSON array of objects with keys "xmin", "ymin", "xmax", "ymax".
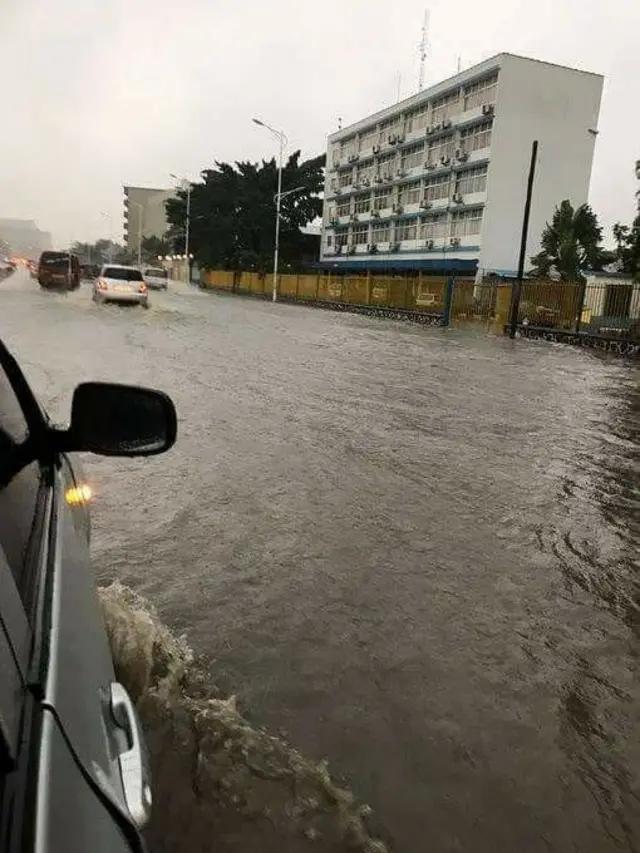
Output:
[
  {"xmin": 374, "ymin": 188, "xmax": 392, "ymax": 210},
  {"xmin": 404, "ymin": 103, "xmax": 429, "ymax": 134},
  {"xmin": 339, "ymin": 171, "xmax": 352, "ymax": 189},
  {"xmin": 424, "ymin": 173, "xmax": 451, "ymax": 202},
  {"xmin": 326, "ymin": 204, "xmax": 336, "ymax": 221},
  {"xmin": 354, "ymin": 194, "xmax": 371, "ymax": 214},
  {"xmin": 463, "ymin": 73, "xmax": 498, "ymax": 112},
  {"xmin": 397, "ymin": 218, "xmax": 418, "ymax": 241},
  {"xmin": 426, "ymin": 135, "xmax": 455, "ymax": 166},
  {"xmin": 420, "ymin": 213, "xmax": 449, "ymax": 239},
  {"xmin": 337, "ymin": 199, "xmax": 351, "ymax": 217},
  {"xmin": 0, "ymin": 360, "xmax": 41, "ymax": 600},
  {"xmin": 431, "ymin": 91, "xmax": 460, "ymax": 124},
  {"xmin": 372, "ymin": 222, "xmax": 391, "ymax": 243},
  {"xmin": 339, "ymin": 135, "xmax": 357, "ymax": 159},
  {"xmin": 455, "ymin": 164, "xmax": 488, "ymax": 196},
  {"xmin": 460, "ymin": 120, "xmax": 492, "ymax": 153},
  {"xmin": 103, "ymin": 267, "xmax": 144, "ymax": 282},
  {"xmin": 326, "ymin": 235, "xmax": 333, "ymax": 246},
  {"xmin": 401, "ymin": 143, "xmax": 424, "ymax": 171},
  {"xmin": 359, "ymin": 127, "xmax": 378, "ymax": 151},
  {"xmin": 398, "ymin": 181, "xmax": 422, "ymax": 206},
  {"xmin": 143, "ymin": 269, "xmax": 168, "ymax": 279},
  {"xmin": 356, "ymin": 160, "xmax": 374, "ymax": 183},
  {"xmin": 353, "ymin": 225, "xmax": 369, "ymax": 245},
  {"xmin": 451, "ymin": 207, "xmax": 483, "ymax": 237},
  {"xmin": 335, "ymin": 229, "xmax": 349, "ymax": 248},
  {"xmin": 379, "ymin": 117, "xmax": 401, "ymax": 144}
]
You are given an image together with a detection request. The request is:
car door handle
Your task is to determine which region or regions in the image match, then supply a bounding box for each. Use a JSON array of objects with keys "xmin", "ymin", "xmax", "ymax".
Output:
[{"xmin": 109, "ymin": 682, "xmax": 152, "ymax": 829}]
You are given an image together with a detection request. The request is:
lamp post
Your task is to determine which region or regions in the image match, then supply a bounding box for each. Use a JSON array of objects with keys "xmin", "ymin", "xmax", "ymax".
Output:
[
  {"xmin": 100, "ymin": 212, "xmax": 114, "ymax": 262},
  {"xmin": 253, "ymin": 118, "xmax": 288, "ymax": 302},
  {"xmin": 170, "ymin": 174, "xmax": 192, "ymax": 282}
]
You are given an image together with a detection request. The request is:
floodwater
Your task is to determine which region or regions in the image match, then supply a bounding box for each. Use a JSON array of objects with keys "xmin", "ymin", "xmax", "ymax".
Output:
[{"xmin": 2, "ymin": 270, "xmax": 639, "ymax": 852}]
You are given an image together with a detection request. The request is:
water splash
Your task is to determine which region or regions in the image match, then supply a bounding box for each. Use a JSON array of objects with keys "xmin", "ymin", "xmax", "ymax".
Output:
[{"xmin": 98, "ymin": 582, "xmax": 390, "ymax": 853}]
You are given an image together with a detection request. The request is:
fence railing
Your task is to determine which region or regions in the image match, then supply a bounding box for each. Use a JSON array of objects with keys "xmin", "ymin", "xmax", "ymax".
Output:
[
  {"xmin": 201, "ymin": 271, "xmax": 640, "ymax": 345},
  {"xmin": 516, "ymin": 279, "xmax": 640, "ymax": 340}
]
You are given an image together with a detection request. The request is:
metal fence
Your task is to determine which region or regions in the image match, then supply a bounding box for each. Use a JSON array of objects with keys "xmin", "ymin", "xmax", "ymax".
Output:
[{"xmin": 516, "ymin": 279, "xmax": 640, "ymax": 340}]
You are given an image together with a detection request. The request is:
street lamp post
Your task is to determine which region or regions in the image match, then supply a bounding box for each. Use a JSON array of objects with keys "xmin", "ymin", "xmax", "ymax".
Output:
[
  {"xmin": 253, "ymin": 118, "xmax": 288, "ymax": 302},
  {"xmin": 100, "ymin": 212, "xmax": 115, "ymax": 262},
  {"xmin": 171, "ymin": 174, "xmax": 192, "ymax": 282}
]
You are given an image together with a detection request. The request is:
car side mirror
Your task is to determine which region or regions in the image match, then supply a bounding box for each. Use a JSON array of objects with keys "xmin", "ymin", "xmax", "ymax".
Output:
[{"xmin": 63, "ymin": 382, "xmax": 177, "ymax": 457}]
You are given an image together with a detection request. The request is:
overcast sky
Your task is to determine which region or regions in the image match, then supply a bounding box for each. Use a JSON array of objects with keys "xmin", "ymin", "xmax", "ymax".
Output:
[{"xmin": 0, "ymin": 0, "xmax": 638, "ymax": 247}]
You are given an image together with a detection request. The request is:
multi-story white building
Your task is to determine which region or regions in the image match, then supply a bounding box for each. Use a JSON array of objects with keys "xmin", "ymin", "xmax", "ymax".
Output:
[
  {"xmin": 321, "ymin": 53, "xmax": 603, "ymax": 278},
  {"xmin": 123, "ymin": 186, "xmax": 176, "ymax": 255}
]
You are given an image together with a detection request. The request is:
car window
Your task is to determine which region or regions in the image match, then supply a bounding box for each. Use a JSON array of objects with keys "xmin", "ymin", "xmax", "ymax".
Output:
[
  {"xmin": 144, "ymin": 269, "xmax": 167, "ymax": 278},
  {"xmin": 103, "ymin": 267, "xmax": 144, "ymax": 282},
  {"xmin": 0, "ymin": 366, "xmax": 41, "ymax": 599},
  {"xmin": 39, "ymin": 252, "xmax": 70, "ymax": 269}
]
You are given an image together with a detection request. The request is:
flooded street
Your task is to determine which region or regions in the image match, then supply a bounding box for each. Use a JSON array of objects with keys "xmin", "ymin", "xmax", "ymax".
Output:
[{"xmin": 2, "ymin": 270, "xmax": 639, "ymax": 852}]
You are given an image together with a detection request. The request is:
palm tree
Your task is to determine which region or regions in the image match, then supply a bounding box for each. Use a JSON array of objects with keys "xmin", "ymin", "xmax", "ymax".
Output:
[{"xmin": 529, "ymin": 200, "xmax": 603, "ymax": 282}]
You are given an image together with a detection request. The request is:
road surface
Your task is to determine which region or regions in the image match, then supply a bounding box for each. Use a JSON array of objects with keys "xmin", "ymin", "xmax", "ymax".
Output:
[{"xmin": 2, "ymin": 270, "xmax": 639, "ymax": 852}]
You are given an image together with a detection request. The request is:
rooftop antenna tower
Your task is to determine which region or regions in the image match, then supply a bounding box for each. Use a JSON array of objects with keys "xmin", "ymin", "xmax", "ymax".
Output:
[{"xmin": 418, "ymin": 9, "xmax": 430, "ymax": 91}]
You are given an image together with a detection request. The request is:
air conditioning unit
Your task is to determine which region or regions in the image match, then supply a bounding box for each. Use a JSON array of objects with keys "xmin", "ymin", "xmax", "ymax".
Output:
[
  {"xmin": 353, "ymin": 182, "xmax": 361, "ymax": 190},
  {"xmin": 371, "ymin": 209, "xmax": 380, "ymax": 218},
  {"xmin": 335, "ymin": 244, "xmax": 343, "ymax": 254},
  {"xmin": 350, "ymin": 213, "xmax": 359, "ymax": 222},
  {"xmin": 482, "ymin": 104, "xmax": 495, "ymax": 115},
  {"xmin": 335, "ymin": 188, "xmax": 342, "ymax": 195},
  {"xmin": 388, "ymin": 134, "xmax": 398, "ymax": 144},
  {"xmin": 373, "ymin": 143, "xmax": 381, "ymax": 154},
  {"xmin": 452, "ymin": 192, "xmax": 463, "ymax": 204},
  {"xmin": 362, "ymin": 177, "xmax": 371, "ymax": 186},
  {"xmin": 396, "ymin": 134, "xmax": 405, "ymax": 143},
  {"xmin": 396, "ymin": 168, "xmax": 407, "ymax": 177},
  {"xmin": 352, "ymin": 153, "xmax": 360, "ymax": 161},
  {"xmin": 425, "ymin": 162, "xmax": 436, "ymax": 171},
  {"xmin": 346, "ymin": 244, "xmax": 357, "ymax": 255},
  {"xmin": 450, "ymin": 237, "xmax": 461, "ymax": 246},
  {"xmin": 425, "ymin": 239, "xmax": 435, "ymax": 250},
  {"xmin": 419, "ymin": 200, "xmax": 432, "ymax": 210},
  {"xmin": 329, "ymin": 217, "xmax": 339, "ymax": 226},
  {"xmin": 442, "ymin": 119, "xmax": 452, "ymax": 129},
  {"xmin": 390, "ymin": 241, "xmax": 401, "ymax": 252},
  {"xmin": 373, "ymin": 174, "xmax": 382, "ymax": 183},
  {"xmin": 440, "ymin": 156, "xmax": 451, "ymax": 166},
  {"xmin": 370, "ymin": 243, "xmax": 378, "ymax": 254},
  {"xmin": 426, "ymin": 126, "xmax": 435, "ymax": 135},
  {"xmin": 384, "ymin": 172, "xmax": 393, "ymax": 181},
  {"xmin": 434, "ymin": 123, "xmax": 443, "ymax": 132},
  {"xmin": 455, "ymin": 149, "xmax": 469, "ymax": 162},
  {"xmin": 392, "ymin": 204, "xmax": 404, "ymax": 214}
]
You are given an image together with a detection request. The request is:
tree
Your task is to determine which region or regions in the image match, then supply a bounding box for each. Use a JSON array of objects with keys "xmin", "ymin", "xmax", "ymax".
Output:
[
  {"xmin": 141, "ymin": 235, "xmax": 171, "ymax": 262},
  {"xmin": 612, "ymin": 217, "xmax": 640, "ymax": 280},
  {"xmin": 529, "ymin": 200, "xmax": 604, "ymax": 282},
  {"xmin": 165, "ymin": 151, "xmax": 325, "ymax": 272}
]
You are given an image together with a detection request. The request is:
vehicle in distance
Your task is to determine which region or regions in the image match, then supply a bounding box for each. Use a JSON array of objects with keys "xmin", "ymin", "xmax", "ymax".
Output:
[
  {"xmin": 93, "ymin": 265, "xmax": 149, "ymax": 308},
  {"xmin": 142, "ymin": 267, "xmax": 169, "ymax": 290},
  {"xmin": 37, "ymin": 251, "xmax": 80, "ymax": 290},
  {"xmin": 0, "ymin": 336, "xmax": 178, "ymax": 852}
]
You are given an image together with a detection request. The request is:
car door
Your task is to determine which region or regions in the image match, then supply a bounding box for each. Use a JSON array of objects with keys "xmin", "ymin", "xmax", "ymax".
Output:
[{"xmin": 0, "ymin": 339, "xmax": 148, "ymax": 853}]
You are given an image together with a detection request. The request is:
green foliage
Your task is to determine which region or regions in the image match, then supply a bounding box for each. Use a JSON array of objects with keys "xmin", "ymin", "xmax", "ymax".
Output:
[
  {"xmin": 529, "ymin": 199, "xmax": 604, "ymax": 282},
  {"xmin": 141, "ymin": 235, "xmax": 172, "ymax": 262},
  {"xmin": 165, "ymin": 151, "xmax": 326, "ymax": 271},
  {"xmin": 612, "ymin": 215, "xmax": 640, "ymax": 280},
  {"xmin": 71, "ymin": 239, "xmax": 135, "ymax": 266}
]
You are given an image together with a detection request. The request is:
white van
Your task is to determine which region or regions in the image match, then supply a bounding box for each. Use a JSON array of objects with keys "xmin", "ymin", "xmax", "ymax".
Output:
[{"xmin": 142, "ymin": 267, "xmax": 169, "ymax": 290}]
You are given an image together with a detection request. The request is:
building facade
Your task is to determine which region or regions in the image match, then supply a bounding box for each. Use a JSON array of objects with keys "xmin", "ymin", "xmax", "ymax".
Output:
[
  {"xmin": 0, "ymin": 219, "xmax": 52, "ymax": 257},
  {"xmin": 123, "ymin": 186, "xmax": 176, "ymax": 255},
  {"xmin": 321, "ymin": 53, "xmax": 603, "ymax": 278}
]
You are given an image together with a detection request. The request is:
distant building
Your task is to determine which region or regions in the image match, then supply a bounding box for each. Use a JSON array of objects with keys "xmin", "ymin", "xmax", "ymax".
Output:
[
  {"xmin": 321, "ymin": 53, "xmax": 603, "ymax": 278},
  {"xmin": 123, "ymin": 186, "xmax": 176, "ymax": 256},
  {"xmin": 0, "ymin": 219, "xmax": 52, "ymax": 257}
]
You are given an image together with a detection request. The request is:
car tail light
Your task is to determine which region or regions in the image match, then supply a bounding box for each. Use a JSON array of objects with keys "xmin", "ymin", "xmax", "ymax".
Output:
[
  {"xmin": 97, "ymin": 279, "xmax": 108, "ymax": 290},
  {"xmin": 138, "ymin": 283, "xmax": 147, "ymax": 293}
]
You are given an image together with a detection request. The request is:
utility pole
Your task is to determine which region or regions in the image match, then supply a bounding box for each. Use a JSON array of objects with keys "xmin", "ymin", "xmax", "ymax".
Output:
[{"xmin": 509, "ymin": 141, "xmax": 539, "ymax": 339}]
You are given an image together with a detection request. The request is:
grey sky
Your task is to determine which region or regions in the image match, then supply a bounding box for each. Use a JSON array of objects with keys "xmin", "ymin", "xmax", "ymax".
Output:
[{"xmin": 1, "ymin": 0, "xmax": 638, "ymax": 247}]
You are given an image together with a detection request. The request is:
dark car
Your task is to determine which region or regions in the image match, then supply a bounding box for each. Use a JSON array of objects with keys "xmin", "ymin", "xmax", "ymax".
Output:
[
  {"xmin": 37, "ymin": 251, "xmax": 81, "ymax": 290},
  {"xmin": 0, "ymin": 336, "xmax": 177, "ymax": 852}
]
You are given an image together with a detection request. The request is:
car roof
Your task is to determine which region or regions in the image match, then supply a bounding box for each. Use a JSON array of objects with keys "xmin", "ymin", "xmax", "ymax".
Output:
[{"xmin": 102, "ymin": 264, "xmax": 140, "ymax": 271}]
